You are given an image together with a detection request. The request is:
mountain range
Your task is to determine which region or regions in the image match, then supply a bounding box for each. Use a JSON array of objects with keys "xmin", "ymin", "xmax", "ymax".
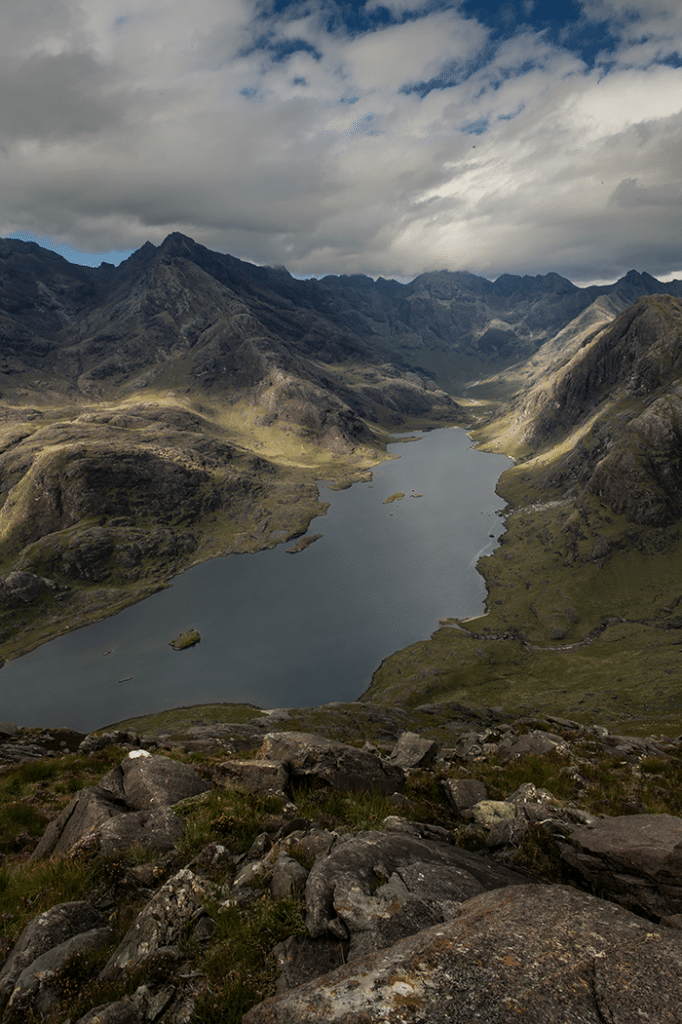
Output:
[{"xmin": 2, "ymin": 233, "xmax": 682, "ymax": 731}]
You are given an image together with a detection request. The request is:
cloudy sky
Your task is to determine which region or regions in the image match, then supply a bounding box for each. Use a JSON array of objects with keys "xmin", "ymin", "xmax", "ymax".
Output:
[{"xmin": 3, "ymin": 0, "xmax": 681, "ymax": 284}]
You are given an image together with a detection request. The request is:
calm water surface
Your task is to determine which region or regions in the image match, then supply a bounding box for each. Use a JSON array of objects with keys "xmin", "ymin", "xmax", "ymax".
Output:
[{"xmin": 0, "ymin": 428, "xmax": 510, "ymax": 730}]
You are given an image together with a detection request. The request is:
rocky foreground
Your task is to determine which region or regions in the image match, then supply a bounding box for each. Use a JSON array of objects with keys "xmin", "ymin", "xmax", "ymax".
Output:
[{"xmin": 0, "ymin": 702, "xmax": 681, "ymax": 1022}]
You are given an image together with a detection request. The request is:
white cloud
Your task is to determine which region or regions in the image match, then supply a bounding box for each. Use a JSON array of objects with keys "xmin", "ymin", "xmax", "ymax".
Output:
[{"xmin": 1, "ymin": 0, "xmax": 681, "ymax": 282}]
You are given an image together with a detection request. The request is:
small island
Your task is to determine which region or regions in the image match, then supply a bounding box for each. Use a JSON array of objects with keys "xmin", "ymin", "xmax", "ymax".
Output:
[
  {"xmin": 286, "ymin": 533, "xmax": 323, "ymax": 554},
  {"xmin": 170, "ymin": 629, "xmax": 201, "ymax": 650},
  {"xmin": 383, "ymin": 492, "xmax": 405, "ymax": 504}
]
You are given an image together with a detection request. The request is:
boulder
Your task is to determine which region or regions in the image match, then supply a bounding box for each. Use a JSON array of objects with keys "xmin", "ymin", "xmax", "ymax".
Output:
[
  {"xmin": 1, "ymin": 571, "xmax": 51, "ymax": 605},
  {"xmin": 442, "ymin": 778, "xmax": 488, "ymax": 814},
  {"xmin": 213, "ymin": 759, "xmax": 289, "ymax": 796},
  {"xmin": 561, "ymin": 813, "xmax": 682, "ymax": 918},
  {"xmin": 31, "ymin": 788, "xmax": 124, "ymax": 859},
  {"xmin": 75, "ymin": 999, "xmax": 141, "ymax": 1024},
  {"xmin": 242, "ymin": 884, "xmax": 682, "ymax": 1024},
  {"xmin": 116, "ymin": 753, "xmax": 212, "ymax": 809},
  {"xmin": 7, "ymin": 925, "xmax": 113, "ymax": 1016},
  {"xmin": 99, "ymin": 869, "xmax": 214, "ymax": 980},
  {"xmin": 273, "ymin": 935, "xmax": 348, "ymax": 994},
  {"xmin": 258, "ymin": 732, "xmax": 404, "ymax": 794},
  {"xmin": 469, "ymin": 800, "xmax": 515, "ymax": 828},
  {"xmin": 0, "ymin": 901, "xmax": 106, "ymax": 1005},
  {"xmin": 32, "ymin": 753, "xmax": 210, "ymax": 858},
  {"xmin": 497, "ymin": 729, "xmax": 568, "ymax": 761},
  {"xmin": 97, "ymin": 807, "xmax": 184, "ymax": 854},
  {"xmin": 270, "ymin": 853, "xmax": 309, "ymax": 899},
  {"xmin": 387, "ymin": 732, "xmax": 437, "ymax": 770},
  {"xmin": 304, "ymin": 826, "xmax": 529, "ymax": 957}
]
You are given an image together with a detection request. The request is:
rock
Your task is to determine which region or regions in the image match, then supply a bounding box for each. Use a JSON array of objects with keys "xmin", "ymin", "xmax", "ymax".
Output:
[
  {"xmin": 31, "ymin": 788, "xmax": 125, "ymax": 858},
  {"xmin": 497, "ymin": 729, "xmax": 568, "ymax": 760},
  {"xmin": 561, "ymin": 813, "xmax": 682, "ymax": 918},
  {"xmin": 469, "ymin": 800, "xmax": 516, "ymax": 827},
  {"xmin": 115, "ymin": 753, "xmax": 212, "ymax": 809},
  {"xmin": 74, "ymin": 999, "xmax": 141, "ymax": 1024},
  {"xmin": 78, "ymin": 730, "xmax": 141, "ymax": 753},
  {"xmin": 99, "ymin": 869, "xmax": 213, "ymax": 980},
  {"xmin": 270, "ymin": 853, "xmax": 309, "ymax": 899},
  {"xmin": 1, "ymin": 571, "xmax": 51, "ymax": 605},
  {"xmin": 387, "ymin": 732, "xmax": 438, "ymax": 770},
  {"xmin": 0, "ymin": 901, "xmax": 106, "ymax": 1005},
  {"xmin": 273, "ymin": 935, "xmax": 348, "ymax": 994},
  {"xmin": 304, "ymin": 827, "xmax": 529, "ymax": 955},
  {"xmin": 97, "ymin": 807, "xmax": 184, "ymax": 854},
  {"xmin": 258, "ymin": 732, "xmax": 405, "ymax": 794},
  {"xmin": 8, "ymin": 925, "xmax": 113, "ymax": 1015},
  {"xmin": 213, "ymin": 759, "xmax": 289, "ymax": 796},
  {"xmin": 242, "ymin": 884, "xmax": 682, "ymax": 1024},
  {"xmin": 33, "ymin": 754, "xmax": 210, "ymax": 858},
  {"xmin": 0, "ymin": 722, "xmax": 18, "ymax": 738},
  {"xmin": 442, "ymin": 777, "xmax": 488, "ymax": 813}
]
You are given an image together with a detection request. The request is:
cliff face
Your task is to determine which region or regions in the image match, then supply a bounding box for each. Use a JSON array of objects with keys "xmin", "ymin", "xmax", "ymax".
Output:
[{"xmin": 515, "ymin": 295, "xmax": 682, "ymax": 526}]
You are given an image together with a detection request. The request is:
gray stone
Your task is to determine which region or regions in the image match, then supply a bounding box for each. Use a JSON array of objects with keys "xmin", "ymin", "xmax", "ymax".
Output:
[
  {"xmin": 31, "ymin": 789, "xmax": 124, "ymax": 859},
  {"xmin": 99, "ymin": 869, "xmax": 214, "ymax": 980},
  {"xmin": 0, "ymin": 901, "xmax": 106, "ymax": 1004},
  {"xmin": 97, "ymin": 806, "xmax": 184, "ymax": 854},
  {"xmin": 497, "ymin": 729, "xmax": 567, "ymax": 761},
  {"xmin": 0, "ymin": 722, "xmax": 18, "ymax": 738},
  {"xmin": 442, "ymin": 777, "xmax": 488, "ymax": 813},
  {"xmin": 387, "ymin": 732, "xmax": 437, "ymax": 770},
  {"xmin": 258, "ymin": 732, "xmax": 405, "ymax": 794},
  {"xmin": 243, "ymin": 884, "xmax": 682, "ymax": 1024},
  {"xmin": 74, "ymin": 1000, "xmax": 140, "ymax": 1024},
  {"xmin": 8, "ymin": 925, "xmax": 113, "ymax": 1015},
  {"xmin": 304, "ymin": 827, "xmax": 528, "ymax": 945},
  {"xmin": 214, "ymin": 759, "xmax": 289, "ymax": 796},
  {"xmin": 487, "ymin": 817, "xmax": 529, "ymax": 848},
  {"xmin": 118, "ymin": 753, "xmax": 211, "ymax": 809},
  {"xmin": 561, "ymin": 813, "xmax": 682, "ymax": 918},
  {"xmin": 270, "ymin": 853, "xmax": 309, "ymax": 899},
  {"xmin": 273, "ymin": 935, "xmax": 348, "ymax": 994},
  {"xmin": 2, "ymin": 571, "xmax": 51, "ymax": 604}
]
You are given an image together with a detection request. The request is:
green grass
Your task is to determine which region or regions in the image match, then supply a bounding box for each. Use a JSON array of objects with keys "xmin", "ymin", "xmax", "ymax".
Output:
[
  {"xmin": 192, "ymin": 895, "xmax": 307, "ymax": 1024},
  {"xmin": 108, "ymin": 703, "xmax": 268, "ymax": 735},
  {"xmin": 174, "ymin": 788, "xmax": 285, "ymax": 859}
]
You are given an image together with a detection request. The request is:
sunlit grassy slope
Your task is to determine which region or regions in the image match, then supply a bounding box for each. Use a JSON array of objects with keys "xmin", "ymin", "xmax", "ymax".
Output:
[{"xmin": 363, "ymin": 382, "xmax": 682, "ymax": 737}]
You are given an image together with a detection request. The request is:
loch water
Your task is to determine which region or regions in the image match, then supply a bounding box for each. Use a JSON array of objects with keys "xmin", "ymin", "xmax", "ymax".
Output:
[{"xmin": 0, "ymin": 428, "xmax": 511, "ymax": 731}]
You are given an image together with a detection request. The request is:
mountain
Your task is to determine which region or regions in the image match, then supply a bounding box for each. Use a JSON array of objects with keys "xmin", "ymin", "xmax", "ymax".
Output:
[
  {"xmin": 364, "ymin": 292, "xmax": 682, "ymax": 735},
  {"xmin": 3, "ymin": 231, "xmax": 682, "ymax": 702},
  {"xmin": 0, "ymin": 234, "xmax": 463, "ymax": 661}
]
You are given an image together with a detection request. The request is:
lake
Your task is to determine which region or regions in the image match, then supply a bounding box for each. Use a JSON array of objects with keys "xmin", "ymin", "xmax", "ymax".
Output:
[{"xmin": 0, "ymin": 428, "xmax": 510, "ymax": 731}]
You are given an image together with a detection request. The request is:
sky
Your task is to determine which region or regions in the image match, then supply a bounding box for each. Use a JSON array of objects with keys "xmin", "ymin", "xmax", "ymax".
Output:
[{"xmin": 2, "ymin": 0, "xmax": 682, "ymax": 284}]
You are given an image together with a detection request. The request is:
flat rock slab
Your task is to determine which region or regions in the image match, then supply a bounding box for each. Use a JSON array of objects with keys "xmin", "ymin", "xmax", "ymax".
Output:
[
  {"xmin": 562, "ymin": 813, "xmax": 682, "ymax": 917},
  {"xmin": 243, "ymin": 884, "xmax": 682, "ymax": 1023}
]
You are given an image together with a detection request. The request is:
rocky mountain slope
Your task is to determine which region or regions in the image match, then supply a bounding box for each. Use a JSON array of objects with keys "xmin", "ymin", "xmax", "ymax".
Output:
[
  {"xmin": 0, "ymin": 699, "xmax": 681, "ymax": 1023},
  {"xmin": 366, "ymin": 289, "xmax": 682, "ymax": 734},
  {"xmin": 0, "ymin": 234, "xmax": 463, "ymax": 661}
]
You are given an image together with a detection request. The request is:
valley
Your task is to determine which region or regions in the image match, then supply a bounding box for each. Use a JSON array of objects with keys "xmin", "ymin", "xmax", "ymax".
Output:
[{"xmin": 2, "ymin": 234, "xmax": 682, "ymax": 734}]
